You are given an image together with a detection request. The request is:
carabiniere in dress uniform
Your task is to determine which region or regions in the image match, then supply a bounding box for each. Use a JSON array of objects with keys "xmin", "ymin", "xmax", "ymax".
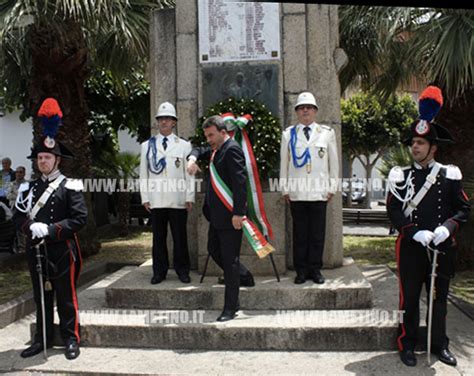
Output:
[
  {"xmin": 387, "ymin": 86, "xmax": 470, "ymax": 368},
  {"xmin": 14, "ymin": 98, "xmax": 87, "ymax": 361}
]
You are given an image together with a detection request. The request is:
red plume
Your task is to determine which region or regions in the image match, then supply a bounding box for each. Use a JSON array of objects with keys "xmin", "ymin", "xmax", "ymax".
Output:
[{"xmin": 37, "ymin": 98, "xmax": 63, "ymax": 118}]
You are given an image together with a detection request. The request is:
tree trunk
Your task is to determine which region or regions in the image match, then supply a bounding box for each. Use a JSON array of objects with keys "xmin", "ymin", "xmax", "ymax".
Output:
[
  {"xmin": 364, "ymin": 156, "xmax": 374, "ymax": 209},
  {"xmin": 356, "ymin": 153, "xmax": 382, "ymax": 210},
  {"xmin": 28, "ymin": 21, "xmax": 100, "ymax": 257},
  {"xmin": 437, "ymin": 89, "xmax": 474, "ymax": 269}
]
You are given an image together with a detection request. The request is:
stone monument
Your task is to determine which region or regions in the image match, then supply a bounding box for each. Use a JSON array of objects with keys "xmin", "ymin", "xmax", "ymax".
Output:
[{"xmin": 150, "ymin": 1, "xmax": 348, "ymax": 274}]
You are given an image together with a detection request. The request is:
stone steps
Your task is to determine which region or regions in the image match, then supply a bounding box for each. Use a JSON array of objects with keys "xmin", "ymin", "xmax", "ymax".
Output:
[
  {"xmin": 105, "ymin": 262, "xmax": 373, "ymax": 310},
  {"xmin": 42, "ymin": 308, "xmax": 398, "ymax": 351},
  {"xmin": 32, "ymin": 263, "xmax": 400, "ymax": 352}
]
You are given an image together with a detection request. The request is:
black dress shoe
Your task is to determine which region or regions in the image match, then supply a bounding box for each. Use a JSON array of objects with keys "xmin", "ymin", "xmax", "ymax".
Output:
[
  {"xmin": 20, "ymin": 341, "xmax": 52, "ymax": 358},
  {"xmin": 400, "ymin": 350, "xmax": 417, "ymax": 367},
  {"xmin": 65, "ymin": 339, "xmax": 80, "ymax": 360},
  {"xmin": 216, "ymin": 310, "xmax": 237, "ymax": 322},
  {"xmin": 151, "ymin": 275, "xmax": 165, "ymax": 284},
  {"xmin": 218, "ymin": 275, "xmax": 256, "ymax": 287},
  {"xmin": 438, "ymin": 348, "xmax": 457, "ymax": 366},
  {"xmin": 294, "ymin": 274, "xmax": 306, "ymax": 284},
  {"xmin": 240, "ymin": 272, "xmax": 255, "ymax": 287},
  {"xmin": 178, "ymin": 274, "xmax": 191, "ymax": 284},
  {"xmin": 312, "ymin": 270, "xmax": 325, "ymax": 284}
]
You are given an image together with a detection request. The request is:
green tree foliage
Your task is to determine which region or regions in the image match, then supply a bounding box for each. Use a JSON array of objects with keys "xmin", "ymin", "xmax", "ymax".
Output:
[
  {"xmin": 341, "ymin": 92, "xmax": 417, "ymax": 161},
  {"xmin": 341, "ymin": 92, "xmax": 417, "ymax": 207},
  {"xmin": 378, "ymin": 146, "xmax": 413, "ymax": 179},
  {"xmin": 86, "ymin": 69, "xmax": 151, "ymax": 163}
]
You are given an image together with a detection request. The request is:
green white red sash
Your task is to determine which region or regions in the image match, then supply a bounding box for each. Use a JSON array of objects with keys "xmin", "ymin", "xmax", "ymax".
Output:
[
  {"xmin": 221, "ymin": 112, "xmax": 274, "ymax": 240},
  {"xmin": 210, "ymin": 150, "xmax": 274, "ymax": 259}
]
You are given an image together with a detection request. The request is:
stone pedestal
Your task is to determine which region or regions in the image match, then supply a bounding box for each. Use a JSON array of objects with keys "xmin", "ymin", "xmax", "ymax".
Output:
[{"xmin": 150, "ymin": 1, "xmax": 345, "ymax": 273}]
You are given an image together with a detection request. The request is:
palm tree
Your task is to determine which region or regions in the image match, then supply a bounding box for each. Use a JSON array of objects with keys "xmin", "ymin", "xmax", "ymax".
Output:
[
  {"xmin": 0, "ymin": 0, "xmax": 172, "ymax": 255},
  {"xmin": 378, "ymin": 145, "xmax": 413, "ymax": 180},
  {"xmin": 340, "ymin": 6, "xmax": 474, "ymax": 266}
]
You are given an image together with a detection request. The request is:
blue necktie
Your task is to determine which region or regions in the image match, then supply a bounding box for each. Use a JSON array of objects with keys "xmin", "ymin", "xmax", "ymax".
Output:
[{"xmin": 162, "ymin": 137, "xmax": 168, "ymax": 150}]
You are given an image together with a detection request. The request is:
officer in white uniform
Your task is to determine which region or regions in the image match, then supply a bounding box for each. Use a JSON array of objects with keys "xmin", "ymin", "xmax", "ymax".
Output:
[
  {"xmin": 280, "ymin": 92, "xmax": 339, "ymax": 284},
  {"xmin": 140, "ymin": 102, "xmax": 195, "ymax": 284}
]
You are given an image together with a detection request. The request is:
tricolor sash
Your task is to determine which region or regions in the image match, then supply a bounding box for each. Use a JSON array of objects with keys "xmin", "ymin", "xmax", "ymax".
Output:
[
  {"xmin": 210, "ymin": 150, "xmax": 274, "ymax": 259},
  {"xmin": 222, "ymin": 113, "xmax": 274, "ymax": 240}
]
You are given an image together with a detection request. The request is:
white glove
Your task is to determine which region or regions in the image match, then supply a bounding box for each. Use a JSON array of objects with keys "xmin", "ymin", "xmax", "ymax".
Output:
[
  {"xmin": 433, "ymin": 226, "xmax": 450, "ymax": 246},
  {"xmin": 29, "ymin": 222, "xmax": 49, "ymax": 240},
  {"xmin": 413, "ymin": 230, "xmax": 435, "ymax": 247}
]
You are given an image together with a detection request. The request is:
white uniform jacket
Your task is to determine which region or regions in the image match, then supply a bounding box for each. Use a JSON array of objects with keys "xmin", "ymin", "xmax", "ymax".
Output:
[
  {"xmin": 279, "ymin": 122, "xmax": 339, "ymax": 201},
  {"xmin": 140, "ymin": 133, "xmax": 195, "ymax": 209}
]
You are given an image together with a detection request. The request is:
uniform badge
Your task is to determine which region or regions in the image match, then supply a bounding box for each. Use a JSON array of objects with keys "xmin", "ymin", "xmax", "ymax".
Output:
[
  {"xmin": 415, "ymin": 120, "xmax": 430, "ymax": 136},
  {"xmin": 318, "ymin": 147, "xmax": 325, "ymax": 158},
  {"xmin": 44, "ymin": 136, "xmax": 55, "ymax": 148},
  {"xmin": 175, "ymin": 158, "xmax": 181, "ymax": 168}
]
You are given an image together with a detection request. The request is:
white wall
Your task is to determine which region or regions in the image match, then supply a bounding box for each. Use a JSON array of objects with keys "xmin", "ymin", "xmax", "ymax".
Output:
[
  {"xmin": 0, "ymin": 111, "xmax": 34, "ymax": 179},
  {"xmin": 117, "ymin": 129, "xmax": 141, "ymax": 154},
  {"xmin": 0, "ymin": 111, "xmax": 141, "ymax": 179}
]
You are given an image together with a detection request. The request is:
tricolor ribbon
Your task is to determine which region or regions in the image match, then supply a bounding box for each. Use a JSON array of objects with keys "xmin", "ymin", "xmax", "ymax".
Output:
[
  {"xmin": 210, "ymin": 150, "xmax": 274, "ymax": 259},
  {"xmin": 221, "ymin": 113, "xmax": 274, "ymax": 240}
]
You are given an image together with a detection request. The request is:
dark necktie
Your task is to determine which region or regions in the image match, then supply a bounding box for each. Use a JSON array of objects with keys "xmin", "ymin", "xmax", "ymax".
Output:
[
  {"xmin": 162, "ymin": 137, "xmax": 168, "ymax": 150},
  {"xmin": 303, "ymin": 126, "xmax": 311, "ymax": 141}
]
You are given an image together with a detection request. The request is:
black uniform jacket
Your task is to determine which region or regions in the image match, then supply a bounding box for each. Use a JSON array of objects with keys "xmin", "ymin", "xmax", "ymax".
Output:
[
  {"xmin": 14, "ymin": 176, "xmax": 87, "ymax": 253},
  {"xmin": 387, "ymin": 163, "xmax": 470, "ymax": 251}
]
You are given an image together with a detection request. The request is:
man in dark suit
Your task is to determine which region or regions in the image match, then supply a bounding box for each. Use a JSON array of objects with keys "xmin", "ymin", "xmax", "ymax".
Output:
[
  {"xmin": 187, "ymin": 139, "xmax": 255, "ymax": 290},
  {"xmin": 187, "ymin": 115, "xmax": 249, "ymax": 321}
]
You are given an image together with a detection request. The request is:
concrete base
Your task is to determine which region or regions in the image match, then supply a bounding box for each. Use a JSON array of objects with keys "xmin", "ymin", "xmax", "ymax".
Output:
[
  {"xmin": 35, "ymin": 260, "xmax": 401, "ymax": 352},
  {"xmin": 105, "ymin": 259, "xmax": 373, "ymax": 310},
  {"xmin": 1, "ymin": 265, "xmax": 472, "ymax": 375},
  {"xmin": 41, "ymin": 309, "xmax": 396, "ymax": 351}
]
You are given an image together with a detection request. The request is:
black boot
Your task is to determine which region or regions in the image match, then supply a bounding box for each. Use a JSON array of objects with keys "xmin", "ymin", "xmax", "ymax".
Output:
[
  {"xmin": 20, "ymin": 341, "xmax": 52, "ymax": 358},
  {"xmin": 399, "ymin": 350, "xmax": 417, "ymax": 367},
  {"xmin": 294, "ymin": 273, "xmax": 306, "ymax": 284},
  {"xmin": 65, "ymin": 339, "xmax": 80, "ymax": 360},
  {"xmin": 312, "ymin": 270, "xmax": 325, "ymax": 284},
  {"xmin": 438, "ymin": 348, "xmax": 457, "ymax": 366},
  {"xmin": 240, "ymin": 271, "xmax": 255, "ymax": 287}
]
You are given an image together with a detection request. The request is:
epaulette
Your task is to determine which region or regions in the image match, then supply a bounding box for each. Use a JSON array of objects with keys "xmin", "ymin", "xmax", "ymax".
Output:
[
  {"xmin": 65, "ymin": 179, "xmax": 84, "ymax": 191},
  {"xmin": 18, "ymin": 182, "xmax": 30, "ymax": 193},
  {"xmin": 179, "ymin": 136, "xmax": 189, "ymax": 142},
  {"xmin": 445, "ymin": 164, "xmax": 462, "ymax": 180},
  {"xmin": 321, "ymin": 125, "xmax": 333, "ymax": 131},
  {"xmin": 388, "ymin": 166, "xmax": 409, "ymax": 183}
]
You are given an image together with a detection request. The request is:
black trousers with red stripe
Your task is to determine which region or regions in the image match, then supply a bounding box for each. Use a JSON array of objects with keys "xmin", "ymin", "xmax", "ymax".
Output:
[
  {"xmin": 26, "ymin": 240, "xmax": 82, "ymax": 345},
  {"xmin": 396, "ymin": 236, "xmax": 453, "ymax": 353}
]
